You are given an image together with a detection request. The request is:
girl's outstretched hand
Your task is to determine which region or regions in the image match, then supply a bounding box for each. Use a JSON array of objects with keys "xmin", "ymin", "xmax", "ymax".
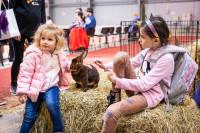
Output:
[
  {"xmin": 18, "ymin": 94, "xmax": 27, "ymax": 104},
  {"xmin": 93, "ymin": 58, "xmax": 105, "ymax": 69},
  {"xmin": 107, "ymin": 69, "xmax": 117, "ymax": 84}
]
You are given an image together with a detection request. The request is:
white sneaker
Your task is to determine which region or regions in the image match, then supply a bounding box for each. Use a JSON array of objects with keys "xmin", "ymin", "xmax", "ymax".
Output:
[
  {"xmin": 0, "ymin": 101, "xmax": 6, "ymax": 106},
  {"xmin": 3, "ymin": 61, "xmax": 13, "ymax": 65}
]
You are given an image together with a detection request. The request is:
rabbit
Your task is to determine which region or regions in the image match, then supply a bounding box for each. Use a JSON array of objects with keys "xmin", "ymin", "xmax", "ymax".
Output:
[{"xmin": 70, "ymin": 50, "xmax": 100, "ymax": 92}]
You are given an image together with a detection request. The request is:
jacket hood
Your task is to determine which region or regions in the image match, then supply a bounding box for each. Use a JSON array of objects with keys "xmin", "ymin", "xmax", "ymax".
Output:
[{"xmin": 25, "ymin": 44, "xmax": 63, "ymax": 57}]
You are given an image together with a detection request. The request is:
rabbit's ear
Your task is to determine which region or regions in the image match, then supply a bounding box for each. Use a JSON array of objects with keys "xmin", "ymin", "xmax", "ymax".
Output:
[{"xmin": 79, "ymin": 50, "xmax": 88, "ymax": 60}]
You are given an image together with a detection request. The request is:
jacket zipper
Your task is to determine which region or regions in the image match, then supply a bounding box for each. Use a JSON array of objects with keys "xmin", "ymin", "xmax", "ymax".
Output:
[{"xmin": 49, "ymin": 53, "xmax": 53, "ymax": 88}]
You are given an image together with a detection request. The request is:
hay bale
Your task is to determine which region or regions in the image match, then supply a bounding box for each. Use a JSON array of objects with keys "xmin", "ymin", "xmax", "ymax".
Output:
[
  {"xmin": 26, "ymin": 70, "xmax": 200, "ymax": 133},
  {"xmin": 28, "ymin": 70, "xmax": 114, "ymax": 133}
]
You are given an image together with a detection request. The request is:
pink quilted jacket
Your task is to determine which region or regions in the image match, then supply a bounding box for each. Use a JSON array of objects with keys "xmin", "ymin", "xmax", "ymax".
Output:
[{"xmin": 17, "ymin": 45, "xmax": 71, "ymax": 102}]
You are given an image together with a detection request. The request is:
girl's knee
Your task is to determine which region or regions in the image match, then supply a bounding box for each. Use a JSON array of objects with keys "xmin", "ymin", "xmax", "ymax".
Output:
[
  {"xmin": 104, "ymin": 104, "xmax": 121, "ymax": 122},
  {"xmin": 113, "ymin": 52, "xmax": 129, "ymax": 64},
  {"xmin": 115, "ymin": 52, "xmax": 129, "ymax": 57},
  {"xmin": 23, "ymin": 108, "xmax": 37, "ymax": 123},
  {"xmin": 46, "ymin": 102, "xmax": 59, "ymax": 111},
  {"xmin": 23, "ymin": 114, "xmax": 36, "ymax": 124}
]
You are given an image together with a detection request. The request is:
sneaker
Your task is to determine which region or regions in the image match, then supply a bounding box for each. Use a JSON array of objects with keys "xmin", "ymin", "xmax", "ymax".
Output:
[
  {"xmin": 107, "ymin": 90, "xmax": 121, "ymax": 107},
  {"xmin": 3, "ymin": 61, "xmax": 13, "ymax": 66},
  {"xmin": 102, "ymin": 90, "xmax": 122, "ymax": 122},
  {"xmin": 101, "ymin": 90, "xmax": 121, "ymax": 123},
  {"xmin": 10, "ymin": 86, "xmax": 17, "ymax": 96},
  {"xmin": 0, "ymin": 101, "xmax": 6, "ymax": 106}
]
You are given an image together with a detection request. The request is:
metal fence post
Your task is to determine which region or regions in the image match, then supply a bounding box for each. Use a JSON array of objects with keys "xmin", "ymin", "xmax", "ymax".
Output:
[
  {"xmin": 120, "ymin": 21, "xmax": 122, "ymax": 51},
  {"xmin": 194, "ymin": 21, "xmax": 199, "ymax": 91},
  {"xmin": 175, "ymin": 21, "xmax": 177, "ymax": 41}
]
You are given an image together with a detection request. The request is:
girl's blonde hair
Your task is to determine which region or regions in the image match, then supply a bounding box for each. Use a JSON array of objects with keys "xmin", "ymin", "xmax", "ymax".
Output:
[{"xmin": 33, "ymin": 24, "xmax": 65, "ymax": 51}]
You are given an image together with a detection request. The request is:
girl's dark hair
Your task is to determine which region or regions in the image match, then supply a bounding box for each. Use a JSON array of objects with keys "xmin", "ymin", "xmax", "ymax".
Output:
[
  {"xmin": 77, "ymin": 8, "xmax": 82, "ymax": 12},
  {"xmin": 77, "ymin": 12, "xmax": 85, "ymax": 22},
  {"xmin": 140, "ymin": 16, "xmax": 169, "ymax": 45}
]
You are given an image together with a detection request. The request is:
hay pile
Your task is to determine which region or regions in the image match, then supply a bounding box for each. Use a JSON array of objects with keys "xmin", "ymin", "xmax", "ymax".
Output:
[
  {"xmin": 186, "ymin": 40, "xmax": 200, "ymax": 95},
  {"xmin": 27, "ymin": 70, "xmax": 200, "ymax": 133}
]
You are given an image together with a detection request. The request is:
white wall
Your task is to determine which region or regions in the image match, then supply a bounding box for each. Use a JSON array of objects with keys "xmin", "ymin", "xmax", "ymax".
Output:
[
  {"xmin": 145, "ymin": 2, "xmax": 199, "ymax": 21},
  {"xmin": 93, "ymin": 4, "xmax": 138, "ymax": 25},
  {"xmin": 50, "ymin": 0, "xmax": 89, "ymax": 25},
  {"xmin": 194, "ymin": 1, "xmax": 200, "ymax": 20},
  {"xmin": 50, "ymin": 4, "xmax": 138, "ymax": 26},
  {"xmin": 52, "ymin": 7, "xmax": 78, "ymax": 25},
  {"xmin": 48, "ymin": 1, "xmax": 200, "ymax": 26}
]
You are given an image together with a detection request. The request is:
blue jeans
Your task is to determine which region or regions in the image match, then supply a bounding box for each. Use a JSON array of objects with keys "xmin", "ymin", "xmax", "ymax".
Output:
[
  {"xmin": 194, "ymin": 83, "xmax": 200, "ymax": 109},
  {"xmin": 20, "ymin": 86, "xmax": 63, "ymax": 133}
]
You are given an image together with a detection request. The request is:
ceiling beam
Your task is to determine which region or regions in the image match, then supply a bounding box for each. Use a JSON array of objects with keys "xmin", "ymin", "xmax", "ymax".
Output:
[
  {"xmin": 49, "ymin": 3, "xmax": 88, "ymax": 7},
  {"xmin": 49, "ymin": 0, "xmax": 138, "ymax": 7},
  {"xmin": 91, "ymin": 0, "xmax": 138, "ymax": 6},
  {"xmin": 142, "ymin": 0, "xmax": 200, "ymax": 4},
  {"xmin": 49, "ymin": 0, "xmax": 198, "ymax": 7}
]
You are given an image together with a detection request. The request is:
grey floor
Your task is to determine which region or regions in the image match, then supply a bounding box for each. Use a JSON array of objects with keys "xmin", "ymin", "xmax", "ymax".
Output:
[{"xmin": 0, "ymin": 105, "xmax": 24, "ymax": 133}]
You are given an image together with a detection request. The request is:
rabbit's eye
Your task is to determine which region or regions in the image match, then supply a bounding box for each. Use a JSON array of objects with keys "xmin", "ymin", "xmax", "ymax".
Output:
[{"xmin": 77, "ymin": 61, "xmax": 79, "ymax": 63}]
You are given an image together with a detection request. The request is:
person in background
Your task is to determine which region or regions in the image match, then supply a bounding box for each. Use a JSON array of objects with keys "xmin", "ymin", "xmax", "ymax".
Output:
[
  {"xmin": 76, "ymin": 8, "xmax": 82, "ymax": 13},
  {"xmin": 1, "ymin": 0, "xmax": 8, "ymax": 10},
  {"xmin": 46, "ymin": 16, "xmax": 53, "ymax": 24},
  {"xmin": 128, "ymin": 14, "xmax": 140, "ymax": 33},
  {"xmin": 1, "ymin": 0, "xmax": 14, "ymax": 65},
  {"xmin": 85, "ymin": 8, "xmax": 96, "ymax": 34},
  {"xmin": 8, "ymin": 39, "xmax": 14, "ymax": 62},
  {"xmin": 68, "ymin": 12, "xmax": 85, "ymax": 30},
  {"xmin": 3, "ymin": 39, "xmax": 15, "ymax": 65},
  {"xmin": 128, "ymin": 14, "xmax": 140, "ymax": 40},
  {"xmin": 0, "ymin": 0, "xmax": 13, "ymax": 64},
  {"xmin": 76, "ymin": 8, "xmax": 86, "ymax": 20},
  {"xmin": 68, "ymin": 11, "xmax": 88, "ymax": 51},
  {"xmin": 0, "ymin": 0, "xmax": 9, "ymax": 116},
  {"xmin": 9, "ymin": 0, "xmax": 46, "ymax": 96}
]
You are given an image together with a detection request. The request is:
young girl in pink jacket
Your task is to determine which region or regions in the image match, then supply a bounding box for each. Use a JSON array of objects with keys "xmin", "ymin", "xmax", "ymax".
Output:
[
  {"xmin": 94, "ymin": 16, "xmax": 174, "ymax": 133},
  {"xmin": 17, "ymin": 24, "xmax": 71, "ymax": 133}
]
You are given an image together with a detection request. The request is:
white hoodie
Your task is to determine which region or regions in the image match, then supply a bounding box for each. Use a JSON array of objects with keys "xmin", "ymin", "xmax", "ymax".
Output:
[{"xmin": 40, "ymin": 50, "xmax": 60, "ymax": 92}]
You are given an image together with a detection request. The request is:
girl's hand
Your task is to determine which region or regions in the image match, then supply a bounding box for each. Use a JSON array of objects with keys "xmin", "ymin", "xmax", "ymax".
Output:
[
  {"xmin": 18, "ymin": 94, "xmax": 27, "ymax": 104},
  {"xmin": 107, "ymin": 69, "xmax": 117, "ymax": 84},
  {"xmin": 93, "ymin": 58, "xmax": 105, "ymax": 69}
]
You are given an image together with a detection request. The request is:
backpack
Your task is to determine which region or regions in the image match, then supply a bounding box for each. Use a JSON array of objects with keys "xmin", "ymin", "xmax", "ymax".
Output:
[{"xmin": 140, "ymin": 45, "xmax": 198, "ymax": 111}]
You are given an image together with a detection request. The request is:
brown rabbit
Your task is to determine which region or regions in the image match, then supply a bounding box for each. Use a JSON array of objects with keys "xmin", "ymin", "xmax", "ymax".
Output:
[{"xmin": 70, "ymin": 50, "xmax": 100, "ymax": 92}]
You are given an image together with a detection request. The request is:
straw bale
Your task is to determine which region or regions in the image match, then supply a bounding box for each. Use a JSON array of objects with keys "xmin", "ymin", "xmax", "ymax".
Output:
[{"xmin": 26, "ymin": 70, "xmax": 200, "ymax": 133}]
